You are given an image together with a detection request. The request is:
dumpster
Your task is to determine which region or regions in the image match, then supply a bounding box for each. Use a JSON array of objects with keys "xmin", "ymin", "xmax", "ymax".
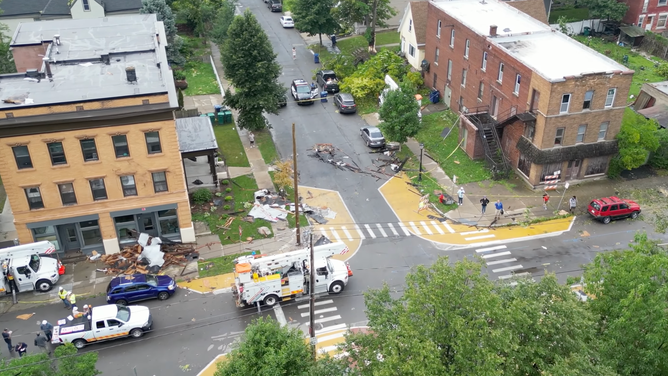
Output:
[
  {"xmin": 583, "ymin": 27, "xmax": 591, "ymax": 36},
  {"xmin": 222, "ymin": 110, "xmax": 233, "ymax": 124},
  {"xmin": 208, "ymin": 112, "xmax": 216, "ymax": 124},
  {"xmin": 320, "ymin": 91, "xmax": 328, "ymax": 103},
  {"xmin": 429, "ymin": 90, "xmax": 440, "ymax": 104},
  {"xmin": 314, "ymin": 53, "xmax": 320, "ymax": 64}
]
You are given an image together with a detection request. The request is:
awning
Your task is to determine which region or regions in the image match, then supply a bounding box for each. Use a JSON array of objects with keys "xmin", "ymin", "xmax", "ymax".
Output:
[
  {"xmin": 619, "ymin": 25, "xmax": 645, "ymax": 38},
  {"xmin": 175, "ymin": 117, "xmax": 218, "ymax": 153}
]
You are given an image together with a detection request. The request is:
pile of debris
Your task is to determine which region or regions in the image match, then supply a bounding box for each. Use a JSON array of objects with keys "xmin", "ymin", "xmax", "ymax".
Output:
[
  {"xmin": 98, "ymin": 233, "xmax": 198, "ymax": 275},
  {"xmin": 309, "ymin": 143, "xmax": 383, "ymax": 181}
]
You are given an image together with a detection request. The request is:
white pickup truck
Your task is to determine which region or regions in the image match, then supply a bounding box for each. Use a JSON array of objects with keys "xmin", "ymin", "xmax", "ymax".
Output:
[{"xmin": 52, "ymin": 304, "xmax": 153, "ymax": 349}]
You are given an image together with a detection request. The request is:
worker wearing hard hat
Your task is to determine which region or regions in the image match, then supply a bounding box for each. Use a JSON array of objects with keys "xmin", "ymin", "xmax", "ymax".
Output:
[{"xmin": 58, "ymin": 287, "xmax": 70, "ymax": 309}]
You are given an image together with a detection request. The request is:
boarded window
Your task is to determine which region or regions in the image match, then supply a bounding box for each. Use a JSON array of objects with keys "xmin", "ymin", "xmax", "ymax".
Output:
[
  {"xmin": 585, "ymin": 156, "xmax": 608, "ymax": 176},
  {"xmin": 518, "ymin": 153, "xmax": 532, "ymax": 177},
  {"xmin": 540, "ymin": 162, "xmax": 562, "ymax": 182}
]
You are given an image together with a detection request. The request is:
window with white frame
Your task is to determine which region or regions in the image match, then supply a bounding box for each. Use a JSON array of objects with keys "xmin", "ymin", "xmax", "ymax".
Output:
[
  {"xmin": 605, "ymin": 88, "xmax": 616, "ymax": 107},
  {"xmin": 434, "ymin": 48, "xmax": 439, "ymax": 64},
  {"xmin": 409, "ymin": 19, "xmax": 412, "ymax": 32},
  {"xmin": 497, "ymin": 63, "xmax": 504, "ymax": 83},
  {"xmin": 560, "ymin": 94, "xmax": 571, "ymax": 113},
  {"xmin": 554, "ymin": 128, "xmax": 565, "ymax": 145},
  {"xmin": 82, "ymin": 0, "xmax": 90, "ymax": 11},
  {"xmin": 482, "ymin": 52, "xmax": 487, "ymax": 71},
  {"xmin": 464, "ymin": 39, "xmax": 470, "ymax": 58},
  {"xmin": 450, "ymin": 29, "xmax": 455, "ymax": 47},
  {"xmin": 660, "ymin": 0, "xmax": 667, "ymax": 6},
  {"xmin": 659, "ymin": 14, "xmax": 668, "ymax": 28},
  {"xmin": 446, "ymin": 60, "xmax": 452, "ymax": 81},
  {"xmin": 583, "ymin": 90, "xmax": 594, "ymax": 109},
  {"xmin": 462, "ymin": 69, "xmax": 467, "ymax": 87},
  {"xmin": 408, "ymin": 44, "xmax": 416, "ymax": 57},
  {"xmin": 514, "ymin": 74, "xmax": 521, "ymax": 94},
  {"xmin": 478, "ymin": 82, "xmax": 484, "ymax": 100},
  {"xmin": 576, "ymin": 124, "xmax": 587, "ymax": 143},
  {"xmin": 598, "ymin": 122, "xmax": 609, "ymax": 140},
  {"xmin": 437, "ymin": 20, "xmax": 441, "ymax": 37}
]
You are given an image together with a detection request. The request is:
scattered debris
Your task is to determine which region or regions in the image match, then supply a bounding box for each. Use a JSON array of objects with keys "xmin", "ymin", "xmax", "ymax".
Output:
[
  {"xmin": 257, "ymin": 227, "xmax": 272, "ymax": 237},
  {"xmin": 309, "ymin": 143, "xmax": 383, "ymax": 180}
]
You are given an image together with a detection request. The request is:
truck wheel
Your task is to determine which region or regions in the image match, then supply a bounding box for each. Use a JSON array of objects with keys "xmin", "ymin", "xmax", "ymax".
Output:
[
  {"xmin": 630, "ymin": 211, "xmax": 639, "ymax": 219},
  {"xmin": 116, "ymin": 299, "xmax": 128, "ymax": 306},
  {"xmin": 130, "ymin": 328, "xmax": 144, "ymax": 338},
  {"xmin": 73, "ymin": 339, "xmax": 87, "ymax": 349},
  {"xmin": 157, "ymin": 292, "xmax": 170, "ymax": 300},
  {"xmin": 36, "ymin": 280, "xmax": 53, "ymax": 292},
  {"xmin": 263, "ymin": 295, "xmax": 278, "ymax": 307},
  {"xmin": 329, "ymin": 281, "xmax": 344, "ymax": 294},
  {"xmin": 602, "ymin": 216, "xmax": 611, "ymax": 224}
]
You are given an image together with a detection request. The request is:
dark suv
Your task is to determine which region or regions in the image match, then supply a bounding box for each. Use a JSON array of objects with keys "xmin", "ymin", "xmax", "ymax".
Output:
[
  {"xmin": 106, "ymin": 274, "xmax": 176, "ymax": 305},
  {"xmin": 268, "ymin": 0, "xmax": 282, "ymax": 12},
  {"xmin": 587, "ymin": 196, "xmax": 641, "ymax": 224}
]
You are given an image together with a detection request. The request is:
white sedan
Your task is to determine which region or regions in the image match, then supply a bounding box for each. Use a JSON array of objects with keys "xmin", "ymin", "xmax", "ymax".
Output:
[{"xmin": 280, "ymin": 16, "xmax": 294, "ymax": 28}]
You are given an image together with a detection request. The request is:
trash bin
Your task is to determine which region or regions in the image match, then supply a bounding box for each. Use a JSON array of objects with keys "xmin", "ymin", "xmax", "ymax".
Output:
[
  {"xmin": 214, "ymin": 104, "xmax": 222, "ymax": 114},
  {"xmin": 320, "ymin": 91, "xmax": 328, "ymax": 103},
  {"xmin": 314, "ymin": 53, "xmax": 320, "ymax": 64},
  {"xmin": 583, "ymin": 27, "xmax": 591, "ymax": 36},
  {"xmin": 217, "ymin": 112, "xmax": 225, "ymax": 124},
  {"xmin": 223, "ymin": 110, "xmax": 233, "ymax": 124},
  {"xmin": 429, "ymin": 90, "xmax": 440, "ymax": 104},
  {"xmin": 208, "ymin": 112, "xmax": 216, "ymax": 125}
]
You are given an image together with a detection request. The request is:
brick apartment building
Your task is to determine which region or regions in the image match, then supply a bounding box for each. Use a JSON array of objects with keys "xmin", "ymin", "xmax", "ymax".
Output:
[
  {"xmin": 0, "ymin": 15, "xmax": 196, "ymax": 255},
  {"xmin": 619, "ymin": 0, "xmax": 668, "ymax": 33},
  {"xmin": 424, "ymin": 0, "xmax": 633, "ymax": 187}
]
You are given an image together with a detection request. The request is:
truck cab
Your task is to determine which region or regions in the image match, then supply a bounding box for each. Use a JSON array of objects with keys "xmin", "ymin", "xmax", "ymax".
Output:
[{"xmin": 1, "ymin": 241, "xmax": 62, "ymax": 293}]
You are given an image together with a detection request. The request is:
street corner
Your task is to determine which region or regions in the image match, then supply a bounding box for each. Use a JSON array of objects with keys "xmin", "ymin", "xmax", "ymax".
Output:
[
  {"xmin": 197, "ymin": 354, "xmax": 228, "ymax": 376},
  {"xmin": 298, "ymin": 186, "xmax": 361, "ymax": 261},
  {"xmin": 378, "ymin": 174, "xmax": 575, "ymax": 246},
  {"xmin": 312, "ymin": 326, "xmax": 371, "ymax": 358},
  {"xmin": 178, "ymin": 273, "xmax": 235, "ymax": 294}
]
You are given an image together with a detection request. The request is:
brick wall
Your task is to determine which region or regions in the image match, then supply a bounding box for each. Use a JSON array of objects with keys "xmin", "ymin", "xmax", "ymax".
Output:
[
  {"xmin": 460, "ymin": 116, "xmax": 486, "ymax": 159},
  {"xmin": 11, "ymin": 44, "xmax": 49, "ymax": 72}
]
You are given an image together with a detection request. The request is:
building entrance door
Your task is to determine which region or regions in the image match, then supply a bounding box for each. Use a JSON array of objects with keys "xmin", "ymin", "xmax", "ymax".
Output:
[
  {"xmin": 137, "ymin": 213, "xmax": 159, "ymax": 237},
  {"xmin": 443, "ymin": 85, "xmax": 452, "ymax": 109},
  {"xmin": 567, "ymin": 160, "xmax": 581, "ymax": 180},
  {"xmin": 57, "ymin": 224, "xmax": 81, "ymax": 251}
]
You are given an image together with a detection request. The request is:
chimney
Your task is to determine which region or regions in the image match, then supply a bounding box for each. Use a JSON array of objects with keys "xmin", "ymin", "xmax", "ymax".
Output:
[
  {"xmin": 490, "ymin": 25, "xmax": 498, "ymax": 37},
  {"xmin": 42, "ymin": 57, "xmax": 53, "ymax": 81},
  {"xmin": 54, "ymin": 34, "xmax": 61, "ymax": 45},
  {"xmin": 126, "ymin": 66, "xmax": 137, "ymax": 83}
]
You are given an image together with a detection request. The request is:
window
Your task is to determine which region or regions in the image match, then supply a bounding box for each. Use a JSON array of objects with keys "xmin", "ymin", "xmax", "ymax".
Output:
[
  {"xmin": 48, "ymin": 142, "xmax": 67, "ymax": 165},
  {"xmin": 120, "ymin": 175, "xmax": 138, "ymax": 197},
  {"xmin": 82, "ymin": 0, "xmax": 90, "ymax": 11},
  {"xmin": 560, "ymin": 94, "xmax": 571, "ymax": 113},
  {"xmin": 524, "ymin": 124, "xmax": 535, "ymax": 141},
  {"xmin": 598, "ymin": 122, "xmax": 609, "ymax": 140},
  {"xmin": 434, "ymin": 48, "xmax": 439, "ymax": 64},
  {"xmin": 80, "ymin": 139, "xmax": 98, "ymax": 162},
  {"xmin": 12, "ymin": 146, "xmax": 33, "ymax": 169},
  {"xmin": 583, "ymin": 90, "xmax": 594, "ymax": 109},
  {"xmin": 518, "ymin": 153, "xmax": 532, "ymax": 177},
  {"xmin": 458, "ymin": 96, "xmax": 464, "ymax": 111},
  {"xmin": 115, "ymin": 215, "xmax": 137, "ymax": 243},
  {"xmin": 497, "ymin": 63, "xmax": 504, "ymax": 83},
  {"xmin": 576, "ymin": 124, "xmax": 587, "ymax": 143},
  {"xmin": 89, "ymin": 178, "xmax": 107, "ymax": 200},
  {"xmin": 25, "ymin": 187, "xmax": 44, "ymax": 210},
  {"xmin": 408, "ymin": 44, "xmax": 416, "ymax": 57},
  {"xmin": 638, "ymin": 15, "xmax": 645, "ymax": 27},
  {"xmin": 464, "ymin": 39, "xmax": 470, "ymax": 58},
  {"xmin": 660, "ymin": 0, "xmax": 667, "ymax": 6},
  {"xmin": 478, "ymin": 82, "xmax": 484, "ymax": 100},
  {"xmin": 585, "ymin": 156, "xmax": 608, "ymax": 175},
  {"xmin": 482, "ymin": 52, "xmax": 487, "ymax": 71},
  {"xmin": 659, "ymin": 14, "xmax": 668, "ymax": 28},
  {"xmin": 605, "ymin": 88, "xmax": 616, "ymax": 107},
  {"xmin": 447, "ymin": 60, "xmax": 452, "ymax": 81},
  {"xmin": 80, "ymin": 220, "xmax": 102, "ymax": 246},
  {"xmin": 449, "ymin": 29, "xmax": 455, "ymax": 47},
  {"xmin": 437, "ymin": 20, "xmax": 441, "ymax": 37},
  {"xmin": 540, "ymin": 162, "xmax": 563, "ymax": 182},
  {"xmin": 158, "ymin": 209, "xmax": 179, "ymax": 235},
  {"xmin": 409, "ymin": 19, "xmax": 412, "ymax": 32},
  {"xmin": 152, "ymin": 172, "xmax": 168, "ymax": 193},
  {"xmin": 461, "ymin": 69, "xmax": 467, "ymax": 87},
  {"xmin": 96, "ymin": 321, "xmax": 106, "ymax": 329},
  {"xmin": 554, "ymin": 128, "xmax": 565, "ymax": 145},
  {"xmin": 514, "ymin": 74, "xmax": 521, "ymax": 94},
  {"xmin": 33, "ymin": 226, "xmax": 59, "ymax": 250},
  {"xmin": 433, "ymin": 73, "xmax": 438, "ymax": 89},
  {"xmin": 112, "ymin": 135, "xmax": 130, "ymax": 158},
  {"xmin": 58, "ymin": 183, "xmax": 77, "ymax": 205},
  {"xmin": 145, "ymin": 132, "xmax": 162, "ymax": 154}
]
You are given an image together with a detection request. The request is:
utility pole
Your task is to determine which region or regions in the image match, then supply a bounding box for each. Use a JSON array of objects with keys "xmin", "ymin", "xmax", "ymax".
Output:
[
  {"xmin": 308, "ymin": 232, "xmax": 317, "ymax": 360},
  {"xmin": 292, "ymin": 123, "xmax": 301, "ymax": 245}
]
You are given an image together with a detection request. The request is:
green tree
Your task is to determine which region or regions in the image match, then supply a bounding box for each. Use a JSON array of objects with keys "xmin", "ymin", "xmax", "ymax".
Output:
[
  {"xmin": 648, "ymin": 127, "xmax": 668, "ymax": 169},
  {"xmin": 221, "ymin": 10, "xmax": 284, "ymax": 131},
  {"xmin": 0, "ymin": 0, "xmax": 15, "ymax": 74},
  {"xmin": 208, "ymin": 1, "xmax": 236, "ymax": 45},
  {"xmin": 583, "ymin": 232, "xmax": 668, "ymax": 376},
  {"xmin": 581, "ymin": 0, "xmax": 628, "ymax": 21},
  {"xmin": 140, "ymin": 0, "xmax": 185, "ymax": 66},
  {"xmin": 0, "ymin": 343, "xmax": 101, "ymax": 376},
  {"xmin": 292, "ymin": 0, "xmax": 339, "ymax": 46},
  {"xmin": 614, "ymin": 108, "xmax": 660, "ymax": 171},
  {"xmin": 215, "ymin": 317, "xmax": 315, "ymax": 376},
  {"xmin": 378, "ymin": 82, "xmax": 421, "ymax": 143},
  {"xmin": 334, "ymin": 0, "xmax": 396, "ymax": 33}
]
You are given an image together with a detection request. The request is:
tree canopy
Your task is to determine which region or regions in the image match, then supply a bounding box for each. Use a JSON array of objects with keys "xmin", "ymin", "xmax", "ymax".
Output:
[
  {"xmin": 220, "ymin": 10, "xmax": 284, "ymax": 131},
  {"xmin": 582, "ymin": 0, "xmax": 628, "ymax": 22},
  {"xmin": 333, "ymin": 0, "xmax": 396, "ymax": 33},
  {"xmin": 0, "ymin": 343, "xmax": 101, "ymax": 376},
  {"xmin": 610, "ymin": 108, "xmax": 660, "ymax": 175},
  {"xmin": 140, "ymin": 0, "xmax": 185, "ymax": 65},
  {"xmin": 378, "ymin": 82, "xmax": 421, "ymax": 143},
  {"xmin": 292, "ymin": 0, "xmax": 339, "ymax": 46}
]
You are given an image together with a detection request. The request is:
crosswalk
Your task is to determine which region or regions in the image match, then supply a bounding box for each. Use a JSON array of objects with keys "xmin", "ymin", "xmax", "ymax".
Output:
[
  {"xmin": 297, "ymin": 299, "xmax": 347, "ymax": 335},
  {"xmin": 475, "ymin": 245, "xmax": 531, "ymax": 280}
]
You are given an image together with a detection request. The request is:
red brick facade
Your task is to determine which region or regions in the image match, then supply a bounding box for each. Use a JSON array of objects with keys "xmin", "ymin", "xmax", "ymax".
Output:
[
  {"xmin": 11, "ymin": 44, "xmax": 49, "ymax": 73},
  {"xmin": 619, "ymin": 0, "xmax": 668, "ymax": 33}
]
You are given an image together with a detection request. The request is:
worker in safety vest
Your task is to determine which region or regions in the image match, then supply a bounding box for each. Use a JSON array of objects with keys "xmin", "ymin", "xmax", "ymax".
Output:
[
  {"xmin": 58, "ymin": 287, "xmax": 70, "ymax": 309},
  {"xmin": 67, "ymin": 292, "xmax": 77, "ymax": 309}
]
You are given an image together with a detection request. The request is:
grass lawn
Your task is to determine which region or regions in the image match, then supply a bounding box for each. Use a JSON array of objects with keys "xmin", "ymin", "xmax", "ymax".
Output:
[
  {"xmin": 310, "ymin": 32, "xmax": 400, "ymax": 63},
  {"xmin": 573, "ymin": 36, "xmax": 666, "ymax": 98},
  {"xmin": 255, "ymin": 130, "xmax": 279, "ymax": 165},
  {"xmin": 214, "ymin": 122, "xmax": 250, "ymax": 167},
  {"xmin": 375, "ymin": 31, "xmax": 400, "ymax": 46},
  {"xmin": 415, "ymin": 112, "xmax": 492, "ymax": 184},
  {"xmin": 548, "ymin": 6, "xmax": 589, "ymax": 23},
  {"xmin": 395, "ymin": 147, "xmax": 458, "ymax": 211},
  {"xmin": 197, "ymin": 252, "xmax": 253, "ymax": 278},
  {"xmin": 182, "ymin": 60, "xmax": 219, "ymax": 96}
]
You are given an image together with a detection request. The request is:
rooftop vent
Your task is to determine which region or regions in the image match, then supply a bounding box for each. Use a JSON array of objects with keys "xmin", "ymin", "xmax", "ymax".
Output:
[
  {"xmin": 54, "ymin": 34, "xmax": 61, "ymax": 45},
  {"xmin": 489, "ymin": 25, "xmax": 498, "ymax": 37},
  {"xmin": 42, "ymin": 57, "xmax": 53, "ymax": 81},
  {"xmin": 126, "ymin": 66, "xmax": 137, "ymax": 83},
  {"xmin": 101, "ymin": 54, "xmax": 110, "ymax": 65},
  {"xmin": 25, "ymin": 69, "xmax": 39, "ymax": 79}
]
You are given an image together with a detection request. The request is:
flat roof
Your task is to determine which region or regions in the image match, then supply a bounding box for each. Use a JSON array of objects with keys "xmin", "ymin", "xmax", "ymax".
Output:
[
  {"xmin": 648, "ymin": 81, "xmax": 668, "ymax": 96},
  {"xmin": 432, "ymin": 0, "xmax": 629, "ymax": 81},
  {"xmin": 175, "ymin": 117, "xmax": 218, "ymax": 153},
  {"xmin": 0, "ymin": 14, "xmax": 177, "ymax": 109}
]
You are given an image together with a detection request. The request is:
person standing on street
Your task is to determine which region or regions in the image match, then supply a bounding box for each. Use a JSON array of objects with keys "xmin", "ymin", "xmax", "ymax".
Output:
[
  {"xmin": 249, "ymin": 132, "xmax": 255, "ymax": 148},
  {"xmin": 34, "ymin": 333, "xmax": 50, "ymax": 356},
  {"xmin": 2, "ymin": 328, "xmax": 12, "ymax": 354},
  {"xmin": 68, "ymin": 292, "xmax": 77, "ymax": 310},
  {"xmin": 457, "ymin": 187, "xmax": 465, "ymax": 206},
  {"xmin": 543, "ymin": 193, "xmax": 550, "ymax": 210},
  {"xmin": 40, "ymin": 320, "xmax": 53, "ymax": 341},
  {"xmin": 59, "ymin": 287, "xmax": 70, "ymax": 309},
  {"xmin": 480, "ymin": 196, "xmax": 490, "ymax": 214},
  {"xmin": 569, "ymin": 196, "xmax": 577, "ymax": 213},
  {"xmin": 14, "ymin": 342, "xmax": 27, "ymax": 357},
  {"xmin": 494, "ymin": 200, "xmax": 504, "ymax": 219},
  {"xmin": 292, "ymin": 47, "xmax": 296, "ymax": 60}
]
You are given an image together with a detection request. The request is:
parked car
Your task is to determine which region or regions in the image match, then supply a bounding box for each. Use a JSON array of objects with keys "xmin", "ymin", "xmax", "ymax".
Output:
[
  {"xmin": 268, "ymin": 0, "xmax": 282, "ymax": 12},
  {"xmin": 291, "ymin": 79, "xmax": 317, "ymax": 105},
  {"xmin": 587, "ymin": 196, "xmax": 641, "ymax": 224},
  {"xmin": 280, "ymin": 16, "xmax": 294, "ymax": 28},
  {"xmin": 316, "ymin": 70, "xmax": 339, "ymax": 93},
  {"xmin": 360, "ymin": 126, "xmax": 386, "ymax": 148},
  {"xmin": 106, "ymin": 274, "xmax": 177, "ymax": 305},
  {"xmin": 333, "ymin": 93, "xmax": 357, "ymax": 114}
]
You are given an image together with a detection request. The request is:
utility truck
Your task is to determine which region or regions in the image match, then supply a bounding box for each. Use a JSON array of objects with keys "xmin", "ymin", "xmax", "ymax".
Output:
[
  {"xmin": 0, "ymin": 241, "xmax": 64, "ymax": 294},
  {"xmin": 232, "ymin": 242, "xmax": 353, "ymax": 307}
]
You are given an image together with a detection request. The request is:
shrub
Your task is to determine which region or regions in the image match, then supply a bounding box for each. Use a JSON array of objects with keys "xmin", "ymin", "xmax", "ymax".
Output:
[
  {"xmin": 193, "ymin": 188, "xmax": 213, "ymax": 204},
  {"xmin": 649, "ymin": 128, "xmax": 668, "ymax": 169},
  {"xmin": 221, "ymin": 179, "xmax": 229, "ymax": 185},
  {"xmin": 223, "ymin": 205, "xmax": 231, "ymax": 210},
  {"xmin": 224, "ymin": 195, "xmax": 233, "ymax": 201},
  {"xmin": 173, "ymin": 70, "xmax": 187, "ymax": 81},
  {"xmin": 404, "ymin": 71, "xmax": 424, "ymax": 89},
  {"xmin": 656, "ymin": 63, "xmax": 668, "ymax": 79},
  {"xmin": 225, "ymin": 187, "xmax": 232, "ymax": 193}
]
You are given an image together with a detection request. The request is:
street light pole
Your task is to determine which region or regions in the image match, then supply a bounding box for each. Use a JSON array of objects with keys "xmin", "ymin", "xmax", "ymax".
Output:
[
  {"xmin": 418, "ymin": 143, "xmax": 424, "ymax": 182},
  {"xmin": 292, "ymin": 123, "xmax": 301, "ymax": 246}
]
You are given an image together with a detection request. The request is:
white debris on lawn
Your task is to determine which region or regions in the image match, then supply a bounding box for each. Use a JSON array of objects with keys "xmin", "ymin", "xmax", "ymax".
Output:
[{"xmin": 248, "ymin": 203, "xmax": 288, "ymax": 222}]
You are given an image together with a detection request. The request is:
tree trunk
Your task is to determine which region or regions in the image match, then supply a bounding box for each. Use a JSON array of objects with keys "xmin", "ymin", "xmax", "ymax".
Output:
[
  {"xmin": 319, "ymin": 33, "xmax": 323, "ymax": 46},
  {"xmin": 368, "ymin": 0, "xmax": 378, "ymax": 53}
]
